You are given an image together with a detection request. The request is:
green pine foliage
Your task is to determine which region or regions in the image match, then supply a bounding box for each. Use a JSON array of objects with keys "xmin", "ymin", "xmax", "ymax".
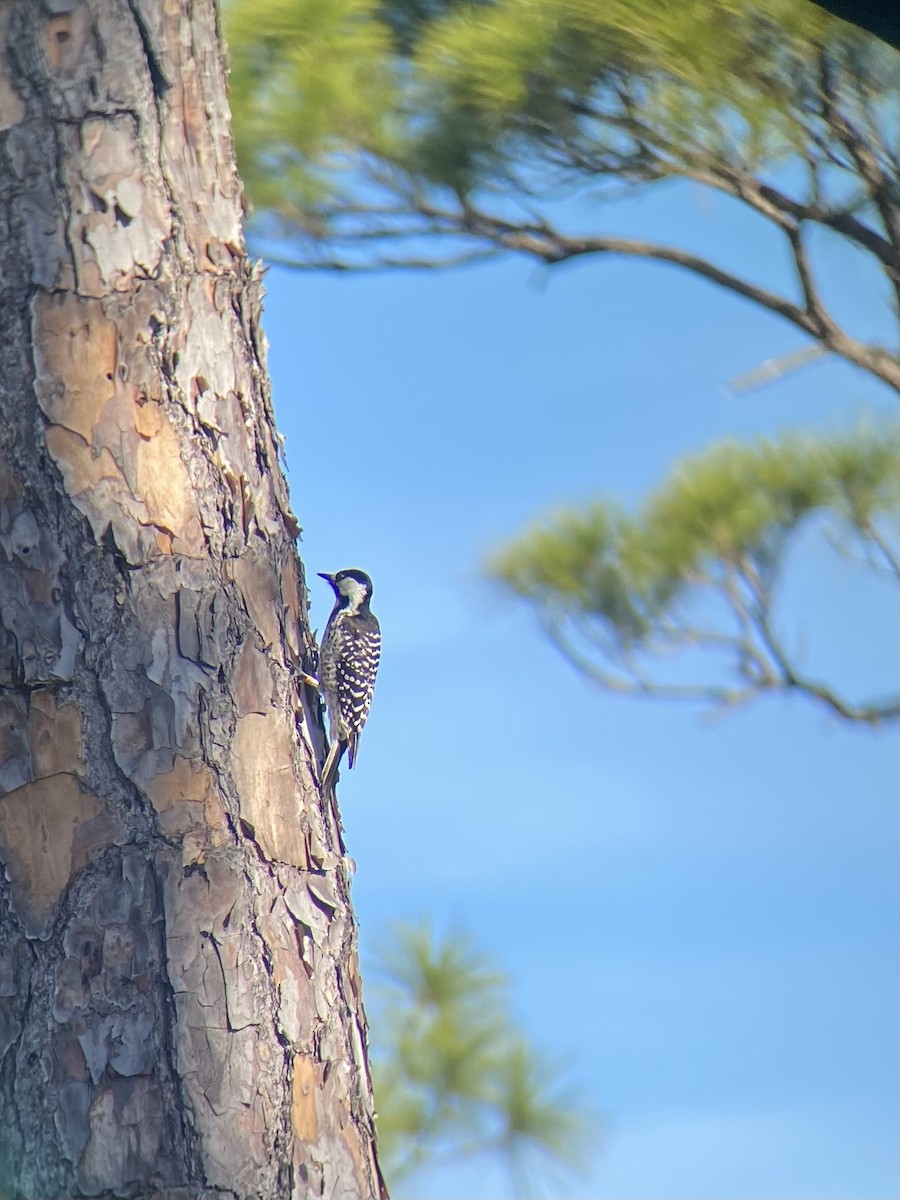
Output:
[
  {"xmin": 224, "ymin": 0, "xmax": 898, "ymax": 391},
  {"xmin": 490, "ymin": 421, "xmax": 900, "ymax": 720},
  {"xmin": 368, "ymin": 921, "xmax": 593, "ymax": 1194},
  {"xmin": 224, "ymin": 0, "xmax": 894, "ymax": 235},
  {"xmin": 225, "ymin": 0, "xmax": 399, "ymax": 214}
]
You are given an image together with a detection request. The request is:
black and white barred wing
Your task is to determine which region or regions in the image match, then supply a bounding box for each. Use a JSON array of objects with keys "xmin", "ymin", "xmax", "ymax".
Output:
[{"xmin": 334, "ymin": 615, "xmax": 381, "ymax": 767}]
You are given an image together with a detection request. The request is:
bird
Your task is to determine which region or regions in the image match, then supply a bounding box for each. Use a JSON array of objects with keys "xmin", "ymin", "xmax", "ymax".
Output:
[{"xmin": 314, "ymin": 568, "xmax": 381, "ymax": 792}]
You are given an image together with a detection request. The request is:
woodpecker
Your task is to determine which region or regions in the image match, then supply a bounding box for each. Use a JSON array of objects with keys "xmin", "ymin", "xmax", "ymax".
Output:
[{"xmin": 315, "ymin": 568, "xmax": 381, "ymax": 792}]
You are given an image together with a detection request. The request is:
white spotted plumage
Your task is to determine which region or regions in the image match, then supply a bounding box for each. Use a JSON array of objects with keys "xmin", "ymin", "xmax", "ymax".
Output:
[{"xmin": 317, "ymin": 569, "xmax": 381, "ymax": 790}]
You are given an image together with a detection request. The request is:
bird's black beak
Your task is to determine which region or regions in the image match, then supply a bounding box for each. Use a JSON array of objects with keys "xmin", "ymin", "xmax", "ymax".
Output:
[{"xmin": 318, "ymin": 572, "xmax": 335, "ymax": 584}]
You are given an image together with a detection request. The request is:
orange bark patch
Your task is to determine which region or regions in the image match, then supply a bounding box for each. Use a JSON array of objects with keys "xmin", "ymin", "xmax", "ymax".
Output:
[
  {"xmin": 133, "ymin": 397, "xmax": 166, "ymax": 439},
  {"xmin": 145, "ymin": 754, "xmax": 229, "ymax": 846},
  {"xmin": 232, "ymin": 712, "xmax": 307, "ymax": 867},
  {"xmin": 280, "ymin": 556, "xmax": 301, "ymax": 659},
  {"xmin": 133, "ymin": 407, "xmax": 194, "ymax": 539},
  {"xmin": 26, "ymin": 691, "xmax": 86, "ymax": 779},
  {"xmin": 32, "ymin": 293, "xmax": 117, "ymax": 440},
  {"xmin": 231, "ymin": 555, "xmax": 282, "ymax": 655},
  {"xmin": 291, "ymin": 1054, "xmax": 321, "ymax": 1142},
  {"xmin": 233, "ymin": 640, "xmax": 273, "ymax": 717},
  {"xmin": 42, "ymin": 9, "xmax": 92, "ymax": 75},
  {"xmin": 44, "ymin": 426, "xmax": 123, "ymax": 494},
  {"xmin": 0, "ymin": 775, "xmax": 121, "ymax": 936}
]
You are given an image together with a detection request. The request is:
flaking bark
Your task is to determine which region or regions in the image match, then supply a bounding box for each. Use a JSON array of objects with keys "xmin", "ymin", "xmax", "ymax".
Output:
[{"xmin": 0, "ymin": 2, "xmax": 384, "ymax": 1196}]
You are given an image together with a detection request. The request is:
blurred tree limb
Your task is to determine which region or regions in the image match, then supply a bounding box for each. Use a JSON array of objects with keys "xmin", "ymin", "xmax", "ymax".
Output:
[
  {"xmin": 225, "ymin": 0, "xmax": 899, "ymax": 393},
  {"xmin": 369, "ymin": 922, "xmax": 593, "ymax": 1196},
  {"xmin": 223, "ymin": 0, "xmax": 899, "ymax": 716},
  {"xmin": 489, "ymin": 423, "xmax": 900, "ymax": 723}
]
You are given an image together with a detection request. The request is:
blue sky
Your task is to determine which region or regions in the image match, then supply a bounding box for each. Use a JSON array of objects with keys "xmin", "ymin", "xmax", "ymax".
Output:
[{"xmin": 259, "ymin": 180, "xmax": 898, "ymax": 1198}]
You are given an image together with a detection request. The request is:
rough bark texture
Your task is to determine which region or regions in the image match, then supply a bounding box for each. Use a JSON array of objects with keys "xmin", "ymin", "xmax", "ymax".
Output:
[{"xmin": 0, "ymin": 2, "xmax": 384, "ymax": 1197}]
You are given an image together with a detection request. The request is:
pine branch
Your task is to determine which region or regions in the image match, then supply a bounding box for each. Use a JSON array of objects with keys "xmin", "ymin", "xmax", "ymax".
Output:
[
  {"xmin": 258, "ymin": 186, "xmax": 900, "ymax": 392},
  {"xmin": 818, "ymin": 49, "xmax": 900, "ymax": 303},
  {"xmin": 452, "ymin": 207, "xmax": 900, "ymax": 393}
]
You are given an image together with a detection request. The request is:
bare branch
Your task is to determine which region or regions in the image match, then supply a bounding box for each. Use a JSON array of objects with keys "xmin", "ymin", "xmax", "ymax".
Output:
[
  {"xmin": 456, "ymin": 212, "xmax": 900, "ymax": 392},
  {"xmin": 786, "ymin": 224, "xmax": 831, "ymax": 332},
  {"xmin": 818, "ymin": 50, "xmax": 900, "ymax": 304},
  {"xmin": 540, "ymin": 616, "xmax": 759, "ymax": 709},
  {"xmin": 560, "ymin": 94, "xmax": 898, "ymax": 271},
  {"xmin": 263, "ymin": 179, "xmax": 900, "ymax": 391},
  {"xmin": 254, "ymin": 246, "xmax": 501, "ymax": 272},
  {"xmin": 859, "ymin": 520, "xmax": 900, "ymax": 581},
  {"xmin": 535, "ymin": 547, "xmax": 900, "ymax": 727},
  {"xmin": 732, "ymin": 553, "xmax": 900, "ymax": 725}
]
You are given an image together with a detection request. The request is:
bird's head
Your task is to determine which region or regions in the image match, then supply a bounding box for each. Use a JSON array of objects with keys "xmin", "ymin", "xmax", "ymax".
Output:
[{"xmin": 319, "ymin": 568, "xmax": 374, "ymax": 613}]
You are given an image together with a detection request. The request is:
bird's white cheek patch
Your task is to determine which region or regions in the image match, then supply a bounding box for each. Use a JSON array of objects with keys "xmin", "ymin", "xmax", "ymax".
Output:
[{"xmin": 339, "ymin": 578, "xmax": 367, "ymax": 612}]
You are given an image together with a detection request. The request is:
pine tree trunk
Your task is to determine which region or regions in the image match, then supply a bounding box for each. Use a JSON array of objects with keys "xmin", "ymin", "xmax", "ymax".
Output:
[{"xmin": 0, "ymin": 2, "xmax": 383, "ymax": 1196}]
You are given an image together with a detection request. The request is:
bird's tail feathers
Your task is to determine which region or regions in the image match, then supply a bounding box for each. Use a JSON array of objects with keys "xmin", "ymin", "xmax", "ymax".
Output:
[
  {"xmin": 320, "ymin": 738, "xmax": 346, "ymax": 794},
  {"xmin": 346, "ymin": 732, "xmax": 360, "ymax": 771}
]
